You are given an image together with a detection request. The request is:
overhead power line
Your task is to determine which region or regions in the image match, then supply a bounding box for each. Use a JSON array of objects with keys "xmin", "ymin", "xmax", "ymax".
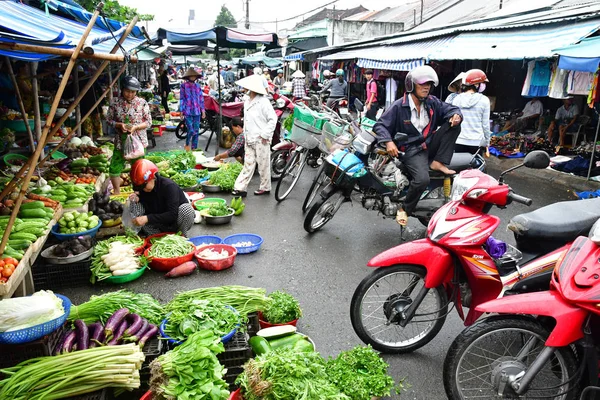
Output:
[{"xmin": 249, "ymin": 0, "xmax": 339, "ymax": 24}]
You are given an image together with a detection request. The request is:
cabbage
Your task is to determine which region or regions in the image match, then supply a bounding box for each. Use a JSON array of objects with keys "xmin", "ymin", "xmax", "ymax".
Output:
[
  {"xmin": 80, "ymin": 136, "xmax": 92, "ymax": 145},
  {"xmin": 0, "ymin": 291, "xmax": 65, "ymax": 332},
  {"xmin": 70, "ymin": 137, "xmax": 82, "ymax": 147}
]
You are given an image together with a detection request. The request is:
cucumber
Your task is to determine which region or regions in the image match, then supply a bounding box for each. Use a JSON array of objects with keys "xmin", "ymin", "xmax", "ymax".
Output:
[
  {"xmin": 8, "ymin": 239, "xmax": 32, "ymax": 250},
  {"xmin": 9, "ymin": 232, "xmax": 37, "ymax": 242},
  {"xmin": 15, "ymin": 222, "xmax": 47, "ymax": 232},
  {"xmin": 267, "ymin": 333, "xmax": 305, "ymax": 349},
  {"xmin": 21, "ymin": 201, "xmax": 45, "ymax": 210},
  {"xmin": 249, "ymin": 336, "xmax": 271, "ymax": 355},
  {"xmin": 19, "ymin": 209, "xmax": 47, "ymax": 219},
  {"xmin": 256, "ymin": 325, "xmax": 297, "ymax": 339}
]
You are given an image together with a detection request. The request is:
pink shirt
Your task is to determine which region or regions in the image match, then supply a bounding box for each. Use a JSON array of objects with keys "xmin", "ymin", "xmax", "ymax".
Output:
[{"xmin": 367, "ymin": 79, "xmax": 377, "ymax": 102}]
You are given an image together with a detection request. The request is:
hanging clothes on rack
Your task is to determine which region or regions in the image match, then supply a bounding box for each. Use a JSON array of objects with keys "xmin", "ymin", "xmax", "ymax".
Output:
[
  {"xmin": 528, "ymin": 60, "xmax": 551, "ymax": 97},
  {"xmin": 568, "ymin": 71, "xmax": 595, "ymax": 95},
  {"xmin": 385, "ymin": 77, "xmax": 398, "ymax": 108},
  {"xmin": 521, "ymin": 61, "xmax": 535, "ymax": 96},
  {"xmin": 549, "ymin": 66, "xmax": 570, "ymax": 99}
]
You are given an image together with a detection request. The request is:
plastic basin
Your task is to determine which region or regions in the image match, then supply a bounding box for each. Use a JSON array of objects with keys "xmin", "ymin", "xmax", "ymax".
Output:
[
  {"xmin": 3, "ymin": 153, "xmax": 28, "ymax": 166},
  {"xmin": 189, "ymin": 235, "xmax": 222, "ymax": 247},
  {"xmin": 159, "ymin": 306, "xmax": 239, "ymax": 345},
  {"xmin": 193, "ymin": 197, "xmax": 226, "ymax": 211},
  {"xmin": 51, "ymin": 151, "xmax": 67, "ymax": 160},
  {"xmin": 257, "ymin": 311, "xmax": 299, "ymax": 329},
  {"xmin": 222, "ymin": 233, "xmax": 263, "ymax": 254},
  {"xmin": 0, "ymin": 294, "xmax": 71, "ymax": 344},
  {"xmin": 228, "ymin": 389, "xmax": 243, "ymax": 400},
  {"xmin": 103, "ymin": 263, "xmax": 147, "ymax": 284},
  {"xmin": 51, "ymin": 220, "xmax": 102, "ymax": 241},
  {"xmin": 195, "ymin": 244, "xmax": 237, "ymax": 271},
  {"xmin": 144, "ymin": 244, "xmax": 196, "ymax": 272}
]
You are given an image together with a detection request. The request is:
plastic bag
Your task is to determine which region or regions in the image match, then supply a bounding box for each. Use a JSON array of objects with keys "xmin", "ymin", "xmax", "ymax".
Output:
[
  {"xmin": 123, "ymin": 134, "xmax": 145, "ymax": 160},
  {"xmin": 122, "ymin": 198, "xmax": 141, "ymax": 235}
]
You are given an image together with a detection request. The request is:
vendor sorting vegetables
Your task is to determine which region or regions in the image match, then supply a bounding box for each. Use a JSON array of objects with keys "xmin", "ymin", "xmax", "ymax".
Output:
[
  {"xmin": 214, "ymin": 117, "xmax": 245, "ymax": 163},
  {"xmin": 128, "ymin": 159, "xmax": 195, "ymax": 236},
  {"xmin": 106, "ymin": 76, "xmax": 151, "ymax": 194}
]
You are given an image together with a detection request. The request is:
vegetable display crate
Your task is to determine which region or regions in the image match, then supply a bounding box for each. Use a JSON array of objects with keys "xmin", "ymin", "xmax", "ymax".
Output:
[
  {"xmin": 32, "ymin": 257, "xmax": 92, "ymax": 290},
  {"xmin": 225, "ymin": 366, "xmax": 244, "ymax": 391},
  {"xmin": 217, "ymin": 331, "xmax": 252, "ymax": 369},
  {"xmin": 247, "ymin": 312, "xmax": 260, "ymax": 338},
  {"xmin": 137, "ymin": 336, "xmax": 165, "ymax": 393},
  {"xmin": 0, "ymin": 323, "xmax": 65, "ymax": 370}
]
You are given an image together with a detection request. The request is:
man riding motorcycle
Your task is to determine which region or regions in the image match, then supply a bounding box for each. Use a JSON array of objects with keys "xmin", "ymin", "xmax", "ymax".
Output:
[
  {"xmin": 321, "ymin": 69, "xmax": 348, "ymax": 109},
  {"xmin": 373, "ymin": 65, "xmax": 462, "ymax": 226}
]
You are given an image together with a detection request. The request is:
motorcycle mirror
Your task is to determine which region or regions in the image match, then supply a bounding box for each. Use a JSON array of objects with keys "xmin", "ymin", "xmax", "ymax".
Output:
[
  {"xmin": 394, "ymin": 133, "xmax": 408, "ymax": 143},
  {"xmin": 354, "ymin": 99, "xmax": 364, "ymax": 112},
  {"xmin": 523, "ymin": 150, "xmax": 550, "ymax": 169}
]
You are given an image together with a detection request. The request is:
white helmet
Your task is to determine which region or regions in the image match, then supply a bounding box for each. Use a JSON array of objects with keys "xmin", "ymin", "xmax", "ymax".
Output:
[
  {"xmin": 253, "ymin": 67, "xmax": 263, "ymax": 75},
  {"xmin": 323, "ymin": 70, "xmax": 331, "ymax": 77},
  {"xmin": 405, "ymin": 65, "xmax": 439, "ymax": 96}
]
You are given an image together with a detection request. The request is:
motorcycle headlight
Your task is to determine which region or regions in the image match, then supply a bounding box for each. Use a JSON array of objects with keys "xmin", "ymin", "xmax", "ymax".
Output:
[
  {"xmin": 276, "ymin": 98, "xmax": 286, "ymax": 109},
  {"xmin": 450, "ymin": 177, "xmax": 479, "ymax": 201}
]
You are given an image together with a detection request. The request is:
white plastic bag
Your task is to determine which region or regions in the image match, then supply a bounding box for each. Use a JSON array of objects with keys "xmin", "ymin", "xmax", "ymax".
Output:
[
  {"xmin": 122, "ymin": 198, "xmax": 141, "ymax": 235},
  {"xmin": 123, "ymin": 134, "xmax": 145, "ymax": 160}
]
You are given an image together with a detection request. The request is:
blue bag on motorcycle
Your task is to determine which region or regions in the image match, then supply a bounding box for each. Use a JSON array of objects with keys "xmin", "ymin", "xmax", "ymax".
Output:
[{"xmin": 328, "ymin": 149, "xmax": 365, "ymax": 175}]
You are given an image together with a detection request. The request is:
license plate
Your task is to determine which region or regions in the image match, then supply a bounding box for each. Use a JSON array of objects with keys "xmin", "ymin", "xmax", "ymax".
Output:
[{"xmin": 339, "ymin": 107, "xmax": 348, "ymax": 115}]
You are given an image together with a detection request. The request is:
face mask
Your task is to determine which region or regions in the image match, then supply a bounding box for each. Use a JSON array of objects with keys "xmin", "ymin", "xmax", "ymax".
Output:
[{"xmin": 478, "ymin": 83, "xmax": 486, "ymax": 93}]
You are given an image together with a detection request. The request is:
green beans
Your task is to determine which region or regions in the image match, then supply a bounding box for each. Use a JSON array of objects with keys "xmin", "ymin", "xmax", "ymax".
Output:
[{"xmin": 147, "ymin": 234, "xmax": 194, "ymax": 259}]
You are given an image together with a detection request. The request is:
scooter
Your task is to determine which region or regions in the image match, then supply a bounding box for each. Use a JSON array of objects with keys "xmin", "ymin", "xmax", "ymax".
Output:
[
  {"xmin": 270, "ymin": 94, "xmax": 297, "ymax": 179},
  {"xmin": 350, "ymin": 150, "xmax": 600, "ymax": 354},
  {"xmin": 443, "ymin": 224, "xmax": 600, "ymax": 399}
]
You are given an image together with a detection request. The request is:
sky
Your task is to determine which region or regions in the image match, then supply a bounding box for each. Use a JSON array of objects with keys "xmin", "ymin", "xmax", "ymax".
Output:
[{"xmin": 120, "ymin": 0, "xmax": 410, "ymax": 34}]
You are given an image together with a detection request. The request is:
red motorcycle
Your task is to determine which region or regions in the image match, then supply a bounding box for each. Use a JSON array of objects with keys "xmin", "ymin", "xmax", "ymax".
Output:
[
  {"xmin": 443, "ymin": 227, "xmax": 600, "ymax": 400},
  {"xmin": 269, "ymin": 93, "xmax": 296, "ymax": 179},
  {"xmin": 350, "ymin": 150, "xmax": 600, "ymax": 354}
]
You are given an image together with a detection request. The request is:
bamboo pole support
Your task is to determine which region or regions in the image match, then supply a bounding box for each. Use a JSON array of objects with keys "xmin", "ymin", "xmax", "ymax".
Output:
[
  {"xmin": 30, "ymin": 62, "xmax": 44, "ymax": 158},
  {"xmin": 42, "ymin": 63, "xmax": 127, "ymax": 164},
  {"xmin": 0, "ymin": 4, "xmax": 104, "ymax": 256},
  {"xmin": 4, "ymin": 58, "xmax": 36, "ymax": 153},
  {"xmin": 0, "ymin": 15, "xmax": 139, "ymax": 202},
  {"xmin": 73, "ymin": 63, "xmax": 82, "ymax": 137},
  {"xmin": 0, "ymin": 43, "xmax": 137, "ymax": 63}
]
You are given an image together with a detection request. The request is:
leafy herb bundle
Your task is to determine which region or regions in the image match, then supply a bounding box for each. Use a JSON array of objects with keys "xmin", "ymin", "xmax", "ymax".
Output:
[
  {"xmin": 165, "ymin": 299, "xmax": 239, "ymax": 342},
  {"xmin": 208, "ymin": 162, "xmax": 243, "ymax": 191},
  {"xmin": 263, "ymin": 291, "xmax": 302, "ymax": 324},
  {"xmin": 207, "ymin": 204, "xmax": 232, "ymax": 217}
]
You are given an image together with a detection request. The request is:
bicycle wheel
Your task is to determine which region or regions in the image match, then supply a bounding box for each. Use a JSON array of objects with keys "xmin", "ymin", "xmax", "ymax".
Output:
[
  {"xmin": 302, "ymin": 163, "xmax": 328, "ymax": 213},
  {"xmin": 275, "ymin": 150, "xmax": 308, "ymax": 202},
  {"xmin": 175, "ymin": 120, "xmax": 187, "ymax": 140},
  {"xmin": 303, "ymin": 186, "xmax": 346, "ymax": 233}
]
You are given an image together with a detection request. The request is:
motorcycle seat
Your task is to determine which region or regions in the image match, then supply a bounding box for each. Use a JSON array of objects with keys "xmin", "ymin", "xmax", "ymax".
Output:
[
  {"xmin": 509, "ymin": 197, "xmax": 600, "ymax": 241},
  {"xmin": 430, "ymin": 153, "xmax": 474, "ymax": 177}
]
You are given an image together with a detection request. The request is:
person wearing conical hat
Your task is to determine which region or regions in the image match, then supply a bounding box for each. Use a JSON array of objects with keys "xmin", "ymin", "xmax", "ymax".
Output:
[
  {"xmin": 231, "ymin": 74, "xmax": 277, "ymax": 197},
  {"xmin": 291, "ymin": 70, "xmax": 306, "ymax": 101},
  {"xmin": 180, "ymin": 67, "xmax": 206, "ymax": 151}
]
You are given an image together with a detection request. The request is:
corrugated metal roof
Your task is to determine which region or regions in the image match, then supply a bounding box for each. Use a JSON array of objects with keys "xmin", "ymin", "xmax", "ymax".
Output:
[{"xmin": 430, "ymin": 19, "xmax": 600, "ymax": 60}]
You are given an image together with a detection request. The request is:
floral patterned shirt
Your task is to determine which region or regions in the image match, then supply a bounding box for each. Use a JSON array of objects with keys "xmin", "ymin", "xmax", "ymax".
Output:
[
  {"xmin": 106, "ymin": 96, "xmax": 151, "ymax": 150},
  {"xmin": 180, "ymin": 81, "xmax": 205, "ymax": 116}
]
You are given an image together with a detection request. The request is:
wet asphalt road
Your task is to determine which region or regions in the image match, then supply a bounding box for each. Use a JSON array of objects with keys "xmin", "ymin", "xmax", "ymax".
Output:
[{"xmin": 60, "ymin": 131, "xmax": 577, "ymax": 399}]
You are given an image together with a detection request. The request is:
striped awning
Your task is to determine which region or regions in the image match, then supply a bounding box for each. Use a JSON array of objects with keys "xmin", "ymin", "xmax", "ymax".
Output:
[
  {"xmin": 430, "ymin": 20, "xmax": 600, "ymax": 60},
  {"xmin": 357, "ymin": 59, "xmax": 424, "ymax": 71},
  {"xmin": 284, "ymin": 52, "xmax": 304, "ymax": 61}
]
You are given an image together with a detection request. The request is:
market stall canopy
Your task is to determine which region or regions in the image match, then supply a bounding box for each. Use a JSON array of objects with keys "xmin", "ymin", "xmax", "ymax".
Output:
[
  {"xmin": 0, "ymin": 1, "xmax": 145, "ymax": 61},
  {"xmin": 318, "ymin": 36, "xmax": 452, "ymax": 71},
  {"xmin": 239, "ymin": 53, "xmax": 282, "ymax": 68},
  {"xmin": 554, "ymin": 36, "xmax": 600, "ymax": 73},
  {"xmin": 429, "ymin": 20, "xmax": 600, "ymax": 61},
  {"xmin": 153, "ymin": 26, "xmax": 279, "ymax": 50},
  {"xmin": 134, "ymin": 47, "xmax": 161, "ymax": 62}
]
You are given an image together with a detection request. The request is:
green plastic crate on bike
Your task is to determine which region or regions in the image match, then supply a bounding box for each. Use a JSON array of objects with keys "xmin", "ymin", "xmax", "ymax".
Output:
[
  {"xmin": 359, "ymin": 117, "xmax": 377, "ymax": 132},
  {"xmin": 293, "ymin": 104, "xmax": 330, "ymax": 130}
]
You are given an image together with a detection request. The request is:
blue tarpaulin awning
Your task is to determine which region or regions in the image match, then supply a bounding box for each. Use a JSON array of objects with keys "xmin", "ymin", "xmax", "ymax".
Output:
[
  {"xmin": 554, "ymin": 36, "xmax": 600, "ymax": 73},
  {"xmin": 240, "ymin": 53, "xmax": 283, "ymax": 68},
  {"xmin": 0, "ymin": 1, "xmax": 145, "ymax": 61},
  {"xmin": 154, "ymin": 26, "xmax": 279, "ymax": 50}
]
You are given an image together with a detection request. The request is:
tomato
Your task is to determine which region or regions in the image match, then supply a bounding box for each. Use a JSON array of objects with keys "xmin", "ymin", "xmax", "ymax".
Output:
[
  {"xmin": 0, "ymin": 277, "xmax": 6, "ymax": 284},
  {"xmin": 1, "ymin": 268, "xmax": 12, "ymax": 278},
  {"xmin": 0, "ymin": 260, "xmax": 5, "ymax": 268},
  {"xmin": 5, "ymin": 258, "xmax": 18, "ymax": 266}
]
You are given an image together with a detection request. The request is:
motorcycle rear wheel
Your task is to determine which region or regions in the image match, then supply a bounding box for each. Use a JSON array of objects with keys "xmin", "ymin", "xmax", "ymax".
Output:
[
  {"xmin": 175, "ymin": 120, "xmax": 187, "ymax": 139},
  {"xmin": 302, "ymin": 163, "xmax": 328, "ymax": 213},
  {"xmin": 270, "ymin": 149, "xmax": 290, "ymax": 180},
  {"xmin": 350, "ymin": 265, "xmax": 447, "ymax": 353},
  {"xmin": 443, "ymin": 316, "xmax": 578, "ymax": 400},
  {"xmin": 303, "ymin": 187, "xmax": 345, "ymax": 233}
]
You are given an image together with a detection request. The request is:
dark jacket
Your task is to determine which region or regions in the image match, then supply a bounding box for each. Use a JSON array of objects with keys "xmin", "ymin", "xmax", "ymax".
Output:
[
  {"xmin": 159, "ymin": 72, "xmax": 170, "ymax": 96},
  {"xmin": 373, "ymin": 93, "xmax": 461, "ymax": 146},
  {"xmin": 139, "ymin": 175, "xmax": 188, "ymax": 230}
]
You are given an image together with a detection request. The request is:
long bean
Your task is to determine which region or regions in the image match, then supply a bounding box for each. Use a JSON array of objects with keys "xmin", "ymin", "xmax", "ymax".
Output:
[{"xmin": 147, "ymin": 235, "xmax": 194, "ymax": 258}]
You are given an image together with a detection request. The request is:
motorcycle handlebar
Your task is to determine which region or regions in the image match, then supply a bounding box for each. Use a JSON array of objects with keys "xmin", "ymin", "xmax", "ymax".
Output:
[{"xmin": 507, "ymin": 191, "xmax": 532, "ymax": 206}]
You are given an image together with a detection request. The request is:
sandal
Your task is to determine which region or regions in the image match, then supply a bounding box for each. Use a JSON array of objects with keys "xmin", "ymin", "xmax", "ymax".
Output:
[{"xmin": 396, "ymin": 210, "xmax": 408, "ymax": 227}]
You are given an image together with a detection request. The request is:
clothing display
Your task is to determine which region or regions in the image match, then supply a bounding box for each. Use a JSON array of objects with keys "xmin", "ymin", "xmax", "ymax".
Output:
[
  {"xmin": 568, "ymin": 71, "xmax": 595, "ymax": 95},
  {"xmin": 385, "ymin": 77, "xmax": 398, "ymax": 107},
  {"xmin": 521, "ymin": 61, "xmax": 535, "ymax": 97},
  {"xmin": 521, "ymin": 61, "xmax": 551, "ymax": 97},
  {"xmin": 549, "ymin": 67, "xmax": 569, "ymax": 99}
]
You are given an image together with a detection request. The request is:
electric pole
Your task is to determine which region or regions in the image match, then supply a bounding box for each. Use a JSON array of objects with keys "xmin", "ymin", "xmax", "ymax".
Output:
[{"xmin": 245, "ymin": 0, "xmax": 250, "ymax": 29}]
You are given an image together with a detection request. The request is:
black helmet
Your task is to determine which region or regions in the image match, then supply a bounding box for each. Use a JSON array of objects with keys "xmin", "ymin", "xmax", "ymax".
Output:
[{"xmin": 121, "ymin": 76, "xmax": 141, "ymax": 91}]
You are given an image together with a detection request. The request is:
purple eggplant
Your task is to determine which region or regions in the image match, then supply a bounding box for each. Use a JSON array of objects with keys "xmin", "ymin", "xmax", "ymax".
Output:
[
  {"xmin": 55, "ymin": 329, "xmax": 73, "ymax": 356},
  {"xmin": 138, "ymin": 324, "xmax": 158, "ymax": 348},
  {"xmin": 124, "ymin": 314, "xmax": 143, "ymax": 337},
  {"xmin": 74, "ymin": 320, "xmax": 89, "ymax": 351},
  {"xmin": 127, "ymin": 318, "xmax": 149, "ymax": 343},
  {"xmin": 107, "ymin": 319, "xmax": 129, "ymax": 345},
  {"xmin": 62, "ymin": 330, "xmax": 77, "ymax": 353},
  {"xmin": 104, "ymin": 308, "xmax": 129, "ymax": 340},
  {"xmin": 87, "ymin": 322, "xmax": 103, "ymax": 348}
]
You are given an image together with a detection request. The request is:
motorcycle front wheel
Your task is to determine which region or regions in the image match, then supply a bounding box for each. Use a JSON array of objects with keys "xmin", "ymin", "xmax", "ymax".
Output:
[
  {"xmin": 302, "ymin": 163, "xmax": 328, "ymax": 213},
  {"xmin": 350, "ymin": 265, "xmax": 447, "ymax": 353},
  {"xmin": 303, "ymin": 187, "xmax": 346, "ymax": 233},
  {"xmin": 270, "ymin": 149, "xmax": 290, "ymax": 180},
  {"xmin": 175, "ymin": 120, "xmax": 187, "ymax": 139},
  {"xmin": 443, "ymin": 316, "xmax": 578, "ymax": 400},
  {"xmin": 275, "ymin": 150, "xmax": 307, "ymax": 202}
]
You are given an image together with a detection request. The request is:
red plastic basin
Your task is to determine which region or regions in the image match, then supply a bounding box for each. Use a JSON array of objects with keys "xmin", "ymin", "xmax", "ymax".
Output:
[
  {"xmin": 144, "ymin": 233, "xmax": 196, "ymax": 272},
  {"xmin": 258, "ymin": 311, "xmax": 298, "ymax": 329},
  {"xmin": 195, "ymin": 244, "xmax": 237, "ymax": 271},
  {"xmin": 228, "ymin": 389, "xmax": 243, "ymax": 400},
  {"xmin": 140, "ymin": 391, "xmax": 152, "ymax": 400}
]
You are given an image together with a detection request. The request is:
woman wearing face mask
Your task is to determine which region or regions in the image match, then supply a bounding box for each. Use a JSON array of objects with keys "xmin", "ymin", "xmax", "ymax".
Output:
[
  {"xmin": 451, "ymin": 69, "xmax": 491, "ymax": 157},
  {"xmin": 106, "ymin": 76, "xmax": 151, "ymax": 194},
  {"xmin": 128, "ymin": 159, "xmax": 195, "ymax": 237}
]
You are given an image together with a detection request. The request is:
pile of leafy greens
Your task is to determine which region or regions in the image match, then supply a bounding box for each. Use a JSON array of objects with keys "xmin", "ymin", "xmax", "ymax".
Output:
[
  {"xmin": 150, "ymin": 330, "xmax": 229, "ymax": 400},
  {"xmin": 165, "ymin": 299, "xmax": 239, "ymax": 342},
  {"xmin": 208, "ymin": 162, "xmax": 243, "ymax": 191},
  {"xmin": 262, "ymin": 291, "xmax": 302, "ymax": 324}
]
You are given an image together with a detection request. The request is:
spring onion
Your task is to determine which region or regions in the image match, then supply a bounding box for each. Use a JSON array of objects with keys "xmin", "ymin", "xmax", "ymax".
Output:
[
  {"xmin": 90, "ymin": 235, "xmax": 144, "ymax": 283},
  {"xmin": 147, "ymin": 235, "xmax": 194, "ymax": 259},
  {"xmin": 168, "ymin": 285, "xmax": 271, "ymax": 316},
  {"xmin": 0, "ymin": 344, "xmax": 144, "ymax": 400},
  {"xmin": 69, "ymin": 290, "xmax": 164, "ymax": 325}
]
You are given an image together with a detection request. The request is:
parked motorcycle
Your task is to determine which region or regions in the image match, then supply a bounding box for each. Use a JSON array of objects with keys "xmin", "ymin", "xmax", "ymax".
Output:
[
  {"xmin": 443, "ymin": 223, "xmax": 600, "ymax": 399},
  {"xmin": 303, "ymin": 123, "xmax": 485, "ymax": 233},
  {"xmin": 350, "ymin": 150, "xmax": 600, "ymax": 354}
]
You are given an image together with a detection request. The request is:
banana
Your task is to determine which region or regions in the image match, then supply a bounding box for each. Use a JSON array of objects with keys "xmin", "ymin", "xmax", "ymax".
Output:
[{"xmin": 234, "ymin": 203, "xmax": 245, "ymax": 216}]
